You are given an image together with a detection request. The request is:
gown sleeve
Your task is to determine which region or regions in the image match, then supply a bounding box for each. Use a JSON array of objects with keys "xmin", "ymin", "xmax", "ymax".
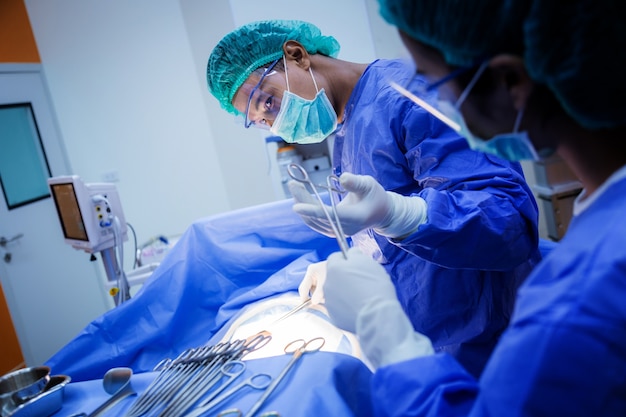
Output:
[
  {"xmin": 372, "ymin": 314, "xmax": 626, "ymax": 417},
  {"xmin": 389, "ymin": 103, "xmax": 539, "ymax": 270},
  {"xmin": 371, "ymin": 231, "xmax": 626, "ymax": 417}
]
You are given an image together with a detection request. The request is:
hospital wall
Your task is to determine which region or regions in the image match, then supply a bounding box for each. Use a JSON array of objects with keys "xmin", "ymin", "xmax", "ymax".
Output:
[{"xmin": 21, "ymin": 0, "xmax": 406, "ymax": 249}]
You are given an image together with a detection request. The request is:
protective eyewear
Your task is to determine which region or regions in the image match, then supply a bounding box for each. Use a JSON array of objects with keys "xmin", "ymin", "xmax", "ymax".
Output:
[{"xmin": 244, "ymin": 58, "xmax": 281, "ymax": 129}]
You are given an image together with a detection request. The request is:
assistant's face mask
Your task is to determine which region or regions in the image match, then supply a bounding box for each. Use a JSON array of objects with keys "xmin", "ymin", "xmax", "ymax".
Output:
[
  {"xmin": 438, "ymin": 100, "xmax": 539, "ymax": 161},
  {"xmin": 392, "ymin": 61, "xmax": 540, "ymax": 161},
  {"xmin": 270, "ymin": 58, "xmax": 338, "ymax": 144}
]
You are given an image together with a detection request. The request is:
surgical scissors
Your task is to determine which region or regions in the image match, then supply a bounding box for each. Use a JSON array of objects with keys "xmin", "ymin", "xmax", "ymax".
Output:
[
  {"xmin": 287, "ymin": 163, "xmax": 349, "ymax": 258},
  {"xmin": 126, "ymin": 333, "xmax": 272, "ymax": 417},
  {"xmin": 243, "ymin": 337, "xmax": 325, "ymax": 417},
  {"xmin": 185, "ymin": 371, "xmax": 272, "ymax": 417},
  {"xmin": 158, "ymin": 360, "xmax": 247, "ymax": 417},
  {"xmin": 127, "ymin": 345, "xmax": 217, "ymax": 416},
  {"xmin": 239, "ymin": 331, "xmax": 273, "ymax": 358}
]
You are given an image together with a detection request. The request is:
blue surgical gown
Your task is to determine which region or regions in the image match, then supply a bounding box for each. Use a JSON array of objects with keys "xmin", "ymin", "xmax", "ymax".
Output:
[
  {"xmin": 334, "ymin": 59, "xmax": 541, "ymax": 377},
  {"xmin": 370, "ymin": 168, "xmax": 626, "ymax": 416}
]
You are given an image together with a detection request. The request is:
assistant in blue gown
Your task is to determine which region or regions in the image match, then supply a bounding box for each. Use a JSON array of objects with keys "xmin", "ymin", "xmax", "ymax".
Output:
[
  {"xmin": 370, "ymin": 167, "xmax": 626, "ymax": 417},
  {"xmin": 334, "ymin": 58, "xmax": 542, "ymax": 378}
]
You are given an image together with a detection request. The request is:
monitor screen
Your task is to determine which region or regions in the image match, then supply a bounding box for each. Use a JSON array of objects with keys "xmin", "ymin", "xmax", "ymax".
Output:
[
  {"xmin": 50, "ymin": 182, "xmax": 88, "ymax": 241},
  {"xmin": 48, "ymin": 175, "xmax": 127, "ymax": 253}
]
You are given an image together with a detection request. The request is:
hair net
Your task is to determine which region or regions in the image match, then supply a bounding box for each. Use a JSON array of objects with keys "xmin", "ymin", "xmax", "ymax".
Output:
[
  {"xmin": 377, "ymin": 0, "xmax": 626, "ymax": 130},
  {"xmin": 207, "ymin": 20, "xmax": 340, "ymax": 115},
  {"xmin": 377, "ymin": 0, "xmax": 528, "ymax": 68}
]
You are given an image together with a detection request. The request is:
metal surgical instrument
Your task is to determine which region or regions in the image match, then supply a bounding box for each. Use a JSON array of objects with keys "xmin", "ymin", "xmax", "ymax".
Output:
[
  {"xmin": 170, "ymin": 335, "xmax": 270, "ymax": 417},
  {"xmin": 243, "ymin": 337, "xmax": 325, "ymax": 417},
  {"xmin": 217, "ymin": 410, "xmax": 279, "ymax": 417},
  {"xmin": 270, "ymin": 298, "xmax": 311, "ymax": 326},
  {"xmin": 185, "ymin": 371, "xmax": 272, "ymax": 417},
  {"xmin": 287, "ymin": 163, "xmax": 349, "ymax": 258},
  {"xmin": 125, "ymin": 333, "xmax": 271, "ymax": 417}
]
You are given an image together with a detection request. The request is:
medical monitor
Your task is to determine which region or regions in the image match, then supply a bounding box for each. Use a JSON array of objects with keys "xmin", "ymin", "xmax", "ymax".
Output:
[{"xmin": 48, "ymin": 175, "xmax": 127, "ymax": 253}]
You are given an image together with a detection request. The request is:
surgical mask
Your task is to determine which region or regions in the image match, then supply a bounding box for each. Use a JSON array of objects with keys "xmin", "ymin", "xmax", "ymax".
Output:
[
  {"xmin": 437, "ymin": 100, "xmax": 539, "ymax": 161},
  {"xmin": 270, "ymin": 58, "xmax": 338, "ymax": 144},
  {"xmin": 392, "ymin": 62, "xmax": 540, "ymax": 161}
]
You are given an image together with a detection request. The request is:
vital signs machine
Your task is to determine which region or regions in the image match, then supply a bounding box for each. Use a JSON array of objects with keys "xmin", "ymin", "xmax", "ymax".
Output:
[{"xmin": 48, "ymin": 175, "xmax": 132, "ymax": 305}]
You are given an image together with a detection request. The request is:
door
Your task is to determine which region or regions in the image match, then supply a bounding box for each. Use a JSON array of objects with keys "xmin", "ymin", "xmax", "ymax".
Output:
[
  {"xmin": 0, "ymin": 64, "xmax": 111, "ymax": 367},
  {"xmin": 0, "ymin": 280, "xmax": 24, "ymax": 374}
]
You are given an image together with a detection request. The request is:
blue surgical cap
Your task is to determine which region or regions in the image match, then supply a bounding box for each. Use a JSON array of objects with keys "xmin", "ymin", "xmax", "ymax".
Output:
[
  {"xmin": 207, "ymin": 20, "xmax": 340, "ymax": 115},
  {"xmin": 378, "ymin": 0, "xmax": 626, "ymax": 130}
]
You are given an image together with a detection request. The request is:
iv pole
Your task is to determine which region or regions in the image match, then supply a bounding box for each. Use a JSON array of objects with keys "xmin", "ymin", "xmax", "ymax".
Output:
[{"xmin": 100, "ymin": 247, "xmax": 131, "ymax": 306}]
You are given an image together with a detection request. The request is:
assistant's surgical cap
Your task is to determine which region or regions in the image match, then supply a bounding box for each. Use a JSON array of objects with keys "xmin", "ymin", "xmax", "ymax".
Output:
[
  {"xmin": 378, "ymin": 0, "xmax": 626, "ymax": 130},
  {"xmin": 207, "ymin": 20, "xmax": 340, "ymax": 115}
]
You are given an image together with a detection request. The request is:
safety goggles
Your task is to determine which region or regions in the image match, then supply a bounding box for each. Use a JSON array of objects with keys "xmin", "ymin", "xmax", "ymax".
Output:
[{"xmin": 243, "ymin": 58, "xmax": 283, "ymax": 130}]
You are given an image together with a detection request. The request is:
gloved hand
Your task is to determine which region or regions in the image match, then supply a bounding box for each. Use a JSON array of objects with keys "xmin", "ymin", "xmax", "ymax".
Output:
[
  {"xmin": 298, "ymin": 260, "xmax": 327, "ymax": 305},
  {"xmin": 288, "ymin": 173, "xmax": 427, "ymax": 239},
  {"xmin": 324, "ymin": 247, "xmax": 434, "ymax": 369}
]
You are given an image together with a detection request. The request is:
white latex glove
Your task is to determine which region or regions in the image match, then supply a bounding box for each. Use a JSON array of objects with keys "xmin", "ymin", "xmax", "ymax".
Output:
[
  {"xmin": 324, "ymin": 247, "xmax": 434, "ymax": 369},
  {"xmin": 288, "ymin": 173, "xmax": 427, "ymax": 239},
  {"xmin": 298, "ymin": 261, "xmax": 327, "ymax": 305},
  {"xmin": 323, "ymin": 247, "xmax": 396, "ymax": 333},
  {"xmin": 287, "ymin": 180, "xmax": 336, "ymax": 237}
]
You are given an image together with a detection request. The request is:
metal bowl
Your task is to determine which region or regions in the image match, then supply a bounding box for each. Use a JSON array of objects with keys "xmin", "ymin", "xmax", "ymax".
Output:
[
  {"xmin": 0, "ymin": 366, "xmax": 50, "ymax": 416},
  {"xmin": 6, "ymin": 375, "xmax": 71, "ymax": 417}
]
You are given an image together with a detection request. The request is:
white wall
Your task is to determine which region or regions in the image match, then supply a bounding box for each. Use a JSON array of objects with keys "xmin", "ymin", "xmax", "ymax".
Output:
[
  {"xmin": 24, "ymin": 0, "xmax": 405, "ymax": 247},
  {"xmin": 24, "ymin": 1, "xmax": 231, "ymax": 246}
]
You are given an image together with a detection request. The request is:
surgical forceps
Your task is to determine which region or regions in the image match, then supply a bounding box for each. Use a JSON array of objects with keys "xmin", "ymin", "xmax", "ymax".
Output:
[
  {"xmin": 184, "ymin": 369, "xmax": 272, "ymax": 417},
  {"xmin": 243, "ymin": 337, "xmax": 326, "ymax": 417},
  {"xmin": 126, "ymin": 333, "xmax": 271, "ymax": 417},
  {"xmin": 287, "ymin": 164, "xmax": 349, "ymax": 258},
  {"xmin": 271, "ymin": 299, "xmax": 311, "ymax": 325},
  {"xmin": 167, "ymin": 335, "xmax": 271, "ymax": 416}
]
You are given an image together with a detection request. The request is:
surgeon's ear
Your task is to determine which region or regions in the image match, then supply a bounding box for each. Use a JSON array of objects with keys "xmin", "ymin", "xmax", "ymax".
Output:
[
  {"xmin": 283, "ymin": 40, "xmax": 311, "ymax": 70},
  {"xmin": 489, "ymin": 55, "xmax": 534, "ymax": 112}
]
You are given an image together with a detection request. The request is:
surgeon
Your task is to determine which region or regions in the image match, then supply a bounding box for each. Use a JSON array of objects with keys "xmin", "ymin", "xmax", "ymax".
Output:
[
  {"xmin": 321, "ymin": 0, "xmax": 626, "ymax": 415},
  {"xmin": 206, "ymin": 20, "xmax": 541, "ymax": 378}
]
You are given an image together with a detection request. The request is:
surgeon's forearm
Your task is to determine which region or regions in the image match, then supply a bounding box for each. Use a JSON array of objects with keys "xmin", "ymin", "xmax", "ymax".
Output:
[{"xmin": 356, "ymin": 299, "xmax": 434, "ymax": 369}]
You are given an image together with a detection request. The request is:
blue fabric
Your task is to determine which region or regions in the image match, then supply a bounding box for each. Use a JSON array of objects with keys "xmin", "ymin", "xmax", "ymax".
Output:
[
  {"xmin": 538, "ymin": 237, "xmax": 558, "ymax": 258},
  {"xmin": 334, "ymin": 59, "xmax": 542, "ymax": 378},
  {"xmin": 45, "ymin": 198, "xmax": 342, "ymax": 383},
  {"xmin": 369, "ymin": 174, "xmax": 626, "ymax": 416}
]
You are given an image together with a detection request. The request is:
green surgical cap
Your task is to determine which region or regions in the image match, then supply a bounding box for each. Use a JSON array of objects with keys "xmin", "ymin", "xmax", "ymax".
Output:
[
  {"xmin": 378, "ymin": 0, "xmax": 528, "ymax": 68},
  {"xmin": 378, "ymin": 0, "xmax": 626, "ymax": 130},
  {"xmin": 207, "ymin": 20, "xmax": 340, "ymax": 115}
]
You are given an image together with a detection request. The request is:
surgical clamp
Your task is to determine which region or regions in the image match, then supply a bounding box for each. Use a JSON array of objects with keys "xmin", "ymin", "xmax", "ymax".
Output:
[
  {"xmin": 287, "ymin": 164, "xmax": 349, "ymax": 258},
  {"xmin": 125, "ymin": 334, "xmax": 271, "ymax": 417},
  {"xmin": 184, "ymin": 371, "xmax": 272, "ymax": 417},
  {"xmin": 243, "ymin": 337, "xmax": 325, "ymax": 417},
  {"xmin": 159, "ymin": 334, "xmax": 271, "ymax": 416}
]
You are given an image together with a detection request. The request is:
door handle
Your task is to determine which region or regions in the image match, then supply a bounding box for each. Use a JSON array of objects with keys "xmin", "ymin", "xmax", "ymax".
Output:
[
  {"xmin": 1, "ymin": 233, "xmax": 23, "ymax": 263},
  {"xmin": 0, "ymin": 233, "xmax": 24, "ymax": 247}
]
